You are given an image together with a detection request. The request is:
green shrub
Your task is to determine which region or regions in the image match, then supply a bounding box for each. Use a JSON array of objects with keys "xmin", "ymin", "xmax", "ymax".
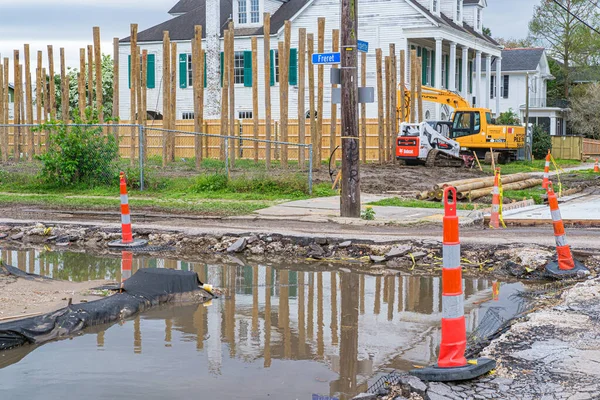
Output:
[
  {"xmin": 36, "ymin": 120, "xmax": 119, "ymax": 187},
  {"xmin": 496, "ymin": 109, "xmax": 520, "ymax": 125},
  {"xmin": 192, "ymin": 174, "xmax": 229, "ymax": 192},
  {"xmin": 532, "ymin": 124, "xmax": 552, "ymax": 160},
  {"xmin": 361, "ymin": 206, "xmax": 376, "ymax": 220}
]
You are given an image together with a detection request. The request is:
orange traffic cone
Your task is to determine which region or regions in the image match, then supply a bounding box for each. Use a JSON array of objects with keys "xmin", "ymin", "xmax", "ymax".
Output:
[
  {"xmin": 594, "ymin": 159, "xmax": 599, "ymax": 173},
  {"xmin": 108, "ymin": 172, "xmax": 148, "ymax": 248},
  {"xmin": 410, "ymin": 187, "xmax": 496, "ymax": 382},
  {"xmin": 545, "ymin": 182, "xmax": 587, "ymax": 278},
  {"xmin": 492, "ymin": 281, "xmax": 500, "ymax": 301},
  {"xmin": 489, "ymin": 168, "xmax": 504, "ymax": 229},
  {"xmin": 542, "ymin": 150, "xmax": 551, "ymax": 189},
  {"xmin": 120, "ymin": 251, "xmax": 133, "ymax": 290}
]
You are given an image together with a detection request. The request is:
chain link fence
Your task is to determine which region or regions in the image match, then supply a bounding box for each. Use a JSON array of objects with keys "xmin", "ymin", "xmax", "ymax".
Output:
[{"xmin": 0, "ymin": 123, "xmax": 313, "ymax": 193}]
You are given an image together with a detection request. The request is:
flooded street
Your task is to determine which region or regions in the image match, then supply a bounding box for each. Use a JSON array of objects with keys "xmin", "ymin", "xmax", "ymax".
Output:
[{"xmin": 0, "ymin": 249, "xmax": 524, "ymax": 399}]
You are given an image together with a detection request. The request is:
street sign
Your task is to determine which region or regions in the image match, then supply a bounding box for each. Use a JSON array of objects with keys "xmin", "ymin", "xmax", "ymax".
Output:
[
  {"xmin": 357, "ymin": 40, "xmax": 369, "ymax": 53},
  {"xmin": 312, "ymin": 52, "xmax": 341, "ymax": 65}
]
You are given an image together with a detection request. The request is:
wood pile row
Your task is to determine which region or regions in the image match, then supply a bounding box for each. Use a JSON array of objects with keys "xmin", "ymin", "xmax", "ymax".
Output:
[{"xmin": 416, "ymin": 173, "xmax": 542, "ymax": 202}]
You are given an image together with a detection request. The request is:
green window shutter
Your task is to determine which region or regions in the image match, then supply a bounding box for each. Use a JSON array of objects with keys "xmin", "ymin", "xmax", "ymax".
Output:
[
  {"xmin": 431, "ymin": 50, "xmax": 435, "ymax": 87},
  {"xmin": 243, "ymin": 50, "xmax": 252, "ymax": 87},
  {"xmin": 270, "ymin": 49, "xmax": 275, "ymax": 86},
  {"xmin": 445, "ymin": 55, "xmax": 449, "ymax": 89},
  {"xmin": 289, "ymin": 48, "xmax": 298, "ymax": 85},
  {"xmin": 220, "ymin": 51, "xmax": 224, "ymax": 87},
  {"xmin": 458, "ymin": 59, "xmax": 463, "ymax": 91},
  {"xmin": 179, "ymin": 54, "xmax": 187, "ymax": 88},
  {"xmin": 147, "ymin": 54, "xmax": 156, "ymax": 88},
  {"xmin": 469, "ymin": 61, "xmax": 473, "ymax": 93},
  {"xmin": 204, "ymin": 56, "xmax": 207, "ymax": 88},
  {"xmin": 128, "ymin": 55, "xmax": 131, "ymax": 89},
  {"xmin": 421, "ymin": 49, "xmax": 428, "ymax": 85}
]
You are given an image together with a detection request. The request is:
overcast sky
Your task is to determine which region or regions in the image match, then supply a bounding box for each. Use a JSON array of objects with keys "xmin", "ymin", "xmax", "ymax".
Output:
[{"xmin": 0, "ymin": 0, "xmax": 540, "ymax": 82}]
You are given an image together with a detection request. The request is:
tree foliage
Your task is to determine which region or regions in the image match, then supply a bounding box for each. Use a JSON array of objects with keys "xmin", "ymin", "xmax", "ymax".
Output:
[
  {"xmin": 496, "ymin": 109, "xmax": 521, "ymax": 125},
  {"xmin": 532, "ymin": 124, "xmax": 552, "ymax": 160},
  {"xmin": 529, "ymin": 0, "xmax": 600, "ymax": 98},
  {"xmin": 495, "ymin": 37, "xmax": 534, "ymax": 49},
  {"xmin": 569, "ymin": 82, "xmax": 600, "ymax": 139}
]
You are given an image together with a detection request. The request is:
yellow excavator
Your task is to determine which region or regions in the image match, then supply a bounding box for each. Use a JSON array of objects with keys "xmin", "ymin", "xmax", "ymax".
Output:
[{"xmin": 396, "ymin": 86, "xmax": 525, "ymax": 167}]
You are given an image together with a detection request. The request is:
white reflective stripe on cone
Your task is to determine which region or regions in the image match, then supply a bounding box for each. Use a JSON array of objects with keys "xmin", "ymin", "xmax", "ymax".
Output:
[
  {"xmin": 442, "ymin": 294, "xmax": 465, "ymax": 319},
  {"xmin": 121, "ymin": 213, "xmax": 131, "ymax": 225},
  {"xmin": 545, "ymin": 161, "xmax": 550, "ymax": 167},
  {"xmin": 122, "ymin": 271, "xmax": 131, "ymax": 280},
  {"xmin": 492, "ymin": 205, "xmax": 499, "ymax": 212},
  {"xmin": 491, "ymin": 187, "xmax": 499, "ymax": 195},
  {"xmin": 551, "ymin": 209, "xmax": 562, "ymax": 222},
  {"xmin": 443, "ymin": 244, "xmax": 461, "ymax": 270},
  {"xmin": 556, "ymin": 235, "xmax": 567, "ymax": 247},
  {"xmin": 121, "ymin": 194, "xmax": 129, "ymax": 204}
]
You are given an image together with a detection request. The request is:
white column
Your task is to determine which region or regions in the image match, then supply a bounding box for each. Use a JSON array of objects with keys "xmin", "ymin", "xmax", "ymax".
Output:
[
  {"xmin": 485, "ymin": 54, "xmax": 492, "ymax": 109},
  {"xmin": 435, "ymin": 38, "xmax": 443, "ymax": 89},
  {"xmin": 550, "ymin": 117, "xmax": 557, "ymax": 136},
  {"xmin": 496, "ymin": 57, "xmax": 502, "ymax": 117},
  {"xmin": 461, "ymin": 46, "xmax": 469, "ymax": 100},
  {"xmin": 475, "ymin": 50, "xmax": 482, "ymax": 107},
  {"xmin": 449, "ymin": 42, "xmax": 457, "ymax": 92}
]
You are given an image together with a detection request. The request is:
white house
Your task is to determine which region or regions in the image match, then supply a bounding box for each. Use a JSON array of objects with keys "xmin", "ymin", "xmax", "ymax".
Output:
[
  {"xmin": 480, "ymin": 48, "xmax": 568, "ymax": 136},
  {"xmin": 119, "ymin": 0, "xmax": 504, "ymax": 122}
]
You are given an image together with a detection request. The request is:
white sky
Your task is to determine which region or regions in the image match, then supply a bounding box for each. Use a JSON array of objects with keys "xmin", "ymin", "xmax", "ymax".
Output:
[{"xmin": 0, "ymin": 0, "xmax": 540, "ymax": 82}]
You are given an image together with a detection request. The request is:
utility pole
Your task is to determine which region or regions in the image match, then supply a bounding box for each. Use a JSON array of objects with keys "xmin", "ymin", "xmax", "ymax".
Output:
[
  {"xmin": 525, "ymin": 72, "xmax": 531, "ymax": 161},
  {"xmin": 340, "ymin": 0, "xmax": 360, "ymax": 217}
]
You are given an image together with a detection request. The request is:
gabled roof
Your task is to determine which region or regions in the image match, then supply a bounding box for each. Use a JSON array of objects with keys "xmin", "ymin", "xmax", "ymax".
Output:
[
  {"xmin": 483, "ymin": 48, "xmax": 545, "ymax": 72},
  {"xmin": 122, "ymin": 0, "xmax": 309, "ymax": 42}
]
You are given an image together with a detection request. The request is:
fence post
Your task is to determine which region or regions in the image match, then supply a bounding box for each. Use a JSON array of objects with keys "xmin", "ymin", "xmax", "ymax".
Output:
[
  {"xmin": 138, "ymin": 125, "xmax": 145, "ymax": 191},
  {"xmin": 308, "ymin": 144, "xmax": 313, "ymax": 195}
]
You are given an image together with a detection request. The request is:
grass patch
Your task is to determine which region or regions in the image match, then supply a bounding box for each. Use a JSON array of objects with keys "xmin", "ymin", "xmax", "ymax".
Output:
[
  {"xmin": 482, "ymin": 159, "xmax": 580, "ymax": 175},
  {"xmin": 368, "ymin": 197, "xmax": 476, "ymax": 210},
  {"xmin": 503, "ymin": 188, "xmax": 547, "ymax": 205}
]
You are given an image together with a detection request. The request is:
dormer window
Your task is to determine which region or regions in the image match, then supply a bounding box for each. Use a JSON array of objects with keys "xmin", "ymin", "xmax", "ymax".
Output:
[
  {"xmin": 236, "ymin": 0, "xmax": 262, "ymax": 26},
  {"xmin": 477, "ymin": 8, "xmax": 482, "ymax": 30},
  {"xmin": 456, "ymin": 0, "xmax": 462, "ymax": 23},
  {"xmin": 250, "ymin": 0, "xmax": 260, "ymax": 23},
  {"xmin": 238, "ymin": 0, "xmax": 247, "ymax": 24},
  {"xmin": 432, "ymin": 0, "xmax": 438, "ymax": 13}
]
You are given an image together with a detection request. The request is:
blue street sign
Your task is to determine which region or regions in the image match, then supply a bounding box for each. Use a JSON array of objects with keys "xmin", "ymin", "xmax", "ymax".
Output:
[
  {"xmin": 357, "ymin": 40, "xmax": 369, "ymax": 53},
  {"xmin": 312, "ymin": 52, "xmax": 341, "ymax": 65}
]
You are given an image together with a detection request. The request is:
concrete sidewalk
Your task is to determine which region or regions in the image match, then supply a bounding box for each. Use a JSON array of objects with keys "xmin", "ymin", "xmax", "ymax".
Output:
[{"xmin": 255, "ymin": 194, "xmax": 484, "ymax": 226}]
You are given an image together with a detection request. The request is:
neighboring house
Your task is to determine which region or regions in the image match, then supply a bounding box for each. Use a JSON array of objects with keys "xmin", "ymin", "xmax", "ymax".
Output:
[
  {"xmin": 481, "ymin": 48, "xmax": 568, "ymax": 136},
  {"xmin": 119, "ymin": 0, "xmax": 503, "ymax": 122},
  {"xmin": 7, "ymin": 83, "xmax": 14, "ymax": 120}
]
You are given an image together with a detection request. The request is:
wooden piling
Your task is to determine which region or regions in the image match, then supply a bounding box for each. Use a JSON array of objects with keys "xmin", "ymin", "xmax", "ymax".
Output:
[
  {"xmin": 417, "ymin": 58, "xmax": 423, "ymax": 123},
  {"xmin": 93, "ymin": 27, "xmax": 103, "ymax": 122},
  {"xmin": 162, "ymin": 31, "xmax": 170, "ymax": 167},
  {"xmin": 87, "ymin": 45, "xmax": 93, "ymax": 108},
  {"xmin": 251, "ymin": 36, "xmax": 259, "ymax": 163},
  {"xmin": 316, "ymin": 17, "xmax": 325, "ymax": 167},
  {"xmin": 281, "ymin": 20, "xmax": 291, "ymax": 167},
  {"xmin": 141, "ymin": 49, "xmax": 148, "ymax": 158},
  {"xmin": 41, "ymin": 66, "xmax": 47, "ymax": 149},
  {"xmin": 297, "ymin": 28, "xmax": 306, "ymax": 168},
  {"xmin": 193, "ymin": 25, "xmax": 204, "ymax": 168},
  {"xmin": 0, "ymin": 62, "xmax": 4, "ymax": 161},
  {"xmin": 360, "ymin": 51, "xmax": 367, "ymax": 164},
  {"xmin": 78, "ymin": 49, "xmax": 86, "ymax": 119},
  {"xmin": 329, "ymin": 28, "xmax": 339, "ymax": 165},
  {"xmin": 390, "ymin": 44, "xmax": 397, "ymax": 162},
  {"xmin": 410, "ymin": 49, "xmax": 417, "ymax": 123},
  {"xmin": 228, "ymin": 24, "xmax": 235, "ymax": 167},
  {"xmin": 308, "ymin": 33, "xmax": 316, "ymax": 169},
  {"xmin": 14, "ymin": 51, "xmax": 21, "ymax": 159},
  {"xmin": 113, "ymin": 38, "xmax": 120, "ymax": 126},
  {"xmin": 263, "ymin": 13, "xmax": 272, "ymax": 168},
  {"xmin": 48, "ymin": 46, "xmax": 56, "ymax": 120},
  {"xmin": 3, "ymin": 58, "xmax": 8, "ymax": 160},
  {"xmin": 384, "ymin": 55, "xmax": 390, "ymax": 162},
  {"xmin": 170, "ymin": 41, "xmax": 177, "ymax": 162},
  {"xmin": 130, "ymin": 24, "xmax": 138, "ymax": 165},
  {"xmin": 376, "ymin": 48, "xmax": 384, "ymax": 163},
  {"xmin": 399, "ymin": 49, "xmax": 406, "ymax": 124},
  {"xmin": 24, "ymin": 44, "xmax": 34, "ymax": 159},
  {"xmin": 60, "ymin": 48, "xmax": 68, "ymax": 121},
  {"xmin": 220, "ymin": 29, "xmax": 229, "ymax": 161}
]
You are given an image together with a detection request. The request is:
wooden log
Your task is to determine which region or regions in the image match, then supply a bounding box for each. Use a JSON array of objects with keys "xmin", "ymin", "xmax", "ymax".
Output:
[
  {"xmin": 281, "ymin": 21, "xmax": 291, "ymax": 167},
  {"xmin": 409, "ymin": 49, "xmax": 416, "ymax": 123},
  {"xmin": 416, "ymin": 190, "xmax": 431, "ymax": 200},
  {"xmin": 464, "ymin": 179, "xmax": 543, "ymax": 201},
  {"xmin": 24, "ymin": 45, "xmax": 33, "ymax": 160},
  {"xmin": 298, "ymin": 28, "xmax": 306, "ymax": 168},
  {"xmin": 113, "ymin": 38, "xmax": 120, "ymax": 128},
  {"xmin": 48, "ymin": 46, "xmax": 56, "ymax": 120},
  {"xmin": 435, "ymin": 173, "xmax": 533, "ymax": 190},
  {"xmin": 251, "ymin": 36, "xmax": 259, "ymax": 164},
  {"xmin": 170, "ymin": 41, "xmax": 177, "ymax": 162},
  {"xmin": 87, "ymin": 45, "xmax": 93, "ymax": 108},
  {"xmin": 228, "ymin": 23, "xmax": 235, "ymax": 167},
  {"xmin": 307, "ymin": 33, "xmax": 316, "ymax": 169},
  {"xmin": 316, "ymin": 17, "xmax": 325, "ymax": 167},
  {"xmin": 389, "ymin": 43, "xmax": 397, "ymax": 162},
  {"xmin": 360, "ymin": 51, "xmax": 367, "ymax": 164},
  {"xmin": 375, "ymin": 48, "xmax": 384, "ymax": 164},
  {"xmin": 263, "ymin": 13, "xmax": 272, "ymax": 168},
  {"xmin": 93, "ymin": 27, "xmax": 103, "ymax": 122},
  {"xmin": 329, "ymin": 28, "xmax": 339, "ymax": 165},
  {"xmin": 162, "ymin": 31, "xmax": 170, "ymax": 166},
  {"xmin": 193, "ymin": 25, "xmax": 203, "ymax": 168},
  {"xmin": 79, "ymin": 48, "xmax": 86, "ymax": 119}
]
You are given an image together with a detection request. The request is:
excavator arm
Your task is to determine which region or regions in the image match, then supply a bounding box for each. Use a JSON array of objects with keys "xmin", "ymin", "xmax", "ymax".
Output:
[{"xmin": 398, "ymin": 85, "xmax": 472, "ymax": 123}]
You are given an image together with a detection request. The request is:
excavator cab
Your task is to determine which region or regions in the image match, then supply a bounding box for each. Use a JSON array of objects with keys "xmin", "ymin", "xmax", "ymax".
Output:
[{"xmin": 450, "ymin": 111, "xmax": 482, "ymax": 139}]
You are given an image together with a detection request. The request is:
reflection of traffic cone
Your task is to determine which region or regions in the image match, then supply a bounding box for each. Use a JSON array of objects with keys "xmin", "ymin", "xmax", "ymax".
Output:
[
  {"xmin": 545, "ymin": 182, "xmax": 588, "ymax": 278},
  {"xmin": 490, "ymin": 168, "xmax": 503, "ymax": 229},
  {"xmin": 108, "ymin": 172, "xmax": 148, "ymax": 248},
  {"xmin": 121, "ymin": 251, "xmax": 133, "ymax": 290},
  {"xmin": 492, "ymin": 281, "xmax": 500, "ymax": 301},
  {"xmin": 594, "ymin": 159, "xmax": 599, "ymax": 173},
  {"xmin": 410, "ymin": 187, "xmax": 496, "ymax": 382},
  {"xmin": 542, "ymin": 151, "xmax": 551, "ymax": 189}
]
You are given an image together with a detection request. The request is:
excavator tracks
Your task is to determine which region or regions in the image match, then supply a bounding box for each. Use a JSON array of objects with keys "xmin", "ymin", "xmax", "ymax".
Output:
[{"xmin": 425, "ymin": 149, "xmax": 466, "ymax": 168}]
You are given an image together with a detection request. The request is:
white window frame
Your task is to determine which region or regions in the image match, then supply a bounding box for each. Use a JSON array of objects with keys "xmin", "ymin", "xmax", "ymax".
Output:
[
  {"xmin": 234, "ymin": 0, "xmax": 263, "ymax": 27},
  {"xmin": 456, "ymin": 0, "xmax": 462, "ymax": 23},
  {"xmin": 477, "ymin": 8, "xmax": 482, "ymax": 31},
  {"xmin": 431, "ymin": 0, "xmax": 439, "ymax": 14},
  {"xmin": 250, "ymin": 0, "xmax": 260, "ymax": 24},
  {"xmin": 186, "ymin": 53, "xmax": 193, "ymax": 87},
  {"xmin": 274, "ymin": 49, "xmax": 280, "ymax": 84},
  {"xmin": 239, "ymin": 110, "xmax": 253, "ymax": 119},
  {"xmin": 238, "ymin": 0, "xmax": 247, "ymax": 24},
  {"xmin": 182, "ymin": 111, "xmax": 195, "ymax": 120},
  {"xmin": 234, "ymin": 51, "xmax": 245, "ymax": 85}
]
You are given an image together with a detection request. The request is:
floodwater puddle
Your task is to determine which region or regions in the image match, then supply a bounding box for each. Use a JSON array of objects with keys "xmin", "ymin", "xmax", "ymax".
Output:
[{"xmin": 0, "ymin": 249, "xmax": 526, "ymax": 399}]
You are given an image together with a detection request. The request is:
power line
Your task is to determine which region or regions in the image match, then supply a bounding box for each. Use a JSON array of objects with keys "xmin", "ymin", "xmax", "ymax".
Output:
[{"xmin": 550, "ymin": 0, "xmax": 600, "ymax": 36}]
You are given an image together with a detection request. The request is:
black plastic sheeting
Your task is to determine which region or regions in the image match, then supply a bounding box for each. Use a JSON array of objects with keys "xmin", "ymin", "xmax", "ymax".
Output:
[{"xmin": 0, "ymin": 268, "xmax": 212, "ymax": 351}]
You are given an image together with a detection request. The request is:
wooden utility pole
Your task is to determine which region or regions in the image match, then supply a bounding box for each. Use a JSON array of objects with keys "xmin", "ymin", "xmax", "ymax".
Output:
[
  {"xmin": 93, "ymin": 27, "xmax": 103, "ymax": 122},
  {"xmin": 340, "ymin": 0, "xmax": 360, "ymax": 217},
  {"xmin": 162, "ymin": 31, "xmax": 171, "ymax": 166},
  {"xmin": 263, "ymin": 13, "xmax": 272, "ymax": 168},
  {"xmin": 113, "ymin": 38, "xmax": 120, "ymax": 125},
  {"xmin": 24, "ymin": 44, "xmax": 34, "ymax": 159},
  {"xmin": 79, "ymin": 49, "xmax": 86, "ymax": 118},
  {"xmin": 376, "ymin": 48, "xmax": 384, "ymax": 163},
  {"xmin": 360, "ymin": 51, "xmax": 366, "ymax": 164},
  {"xmin": 47, "ymin": 46, "xmax": 56, "ymax": 120},
  {"xmin": 193, "ymin": 25, "xmax": 204, "ymax": 168},
  {"xmin": 316, "ymin": 17, "xmax": 325, "ymax": 167},
  {"xmin": 329, "ymin": 28, "xmax": 340, "ymax": 165},
  {"xmin": 308, "ymin": 34, "xmax": 317, "ymax": 168},
  {"xmin": 87, "ymin": 45, "xmax": 93, "ymax": 108},
  {"xmin": 251, "ymin": 36, "xmax": 259, "ymax": 164},
  {"xmin": 298, "ymin": 28, "xmax": 306, "ymax": 168}
]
